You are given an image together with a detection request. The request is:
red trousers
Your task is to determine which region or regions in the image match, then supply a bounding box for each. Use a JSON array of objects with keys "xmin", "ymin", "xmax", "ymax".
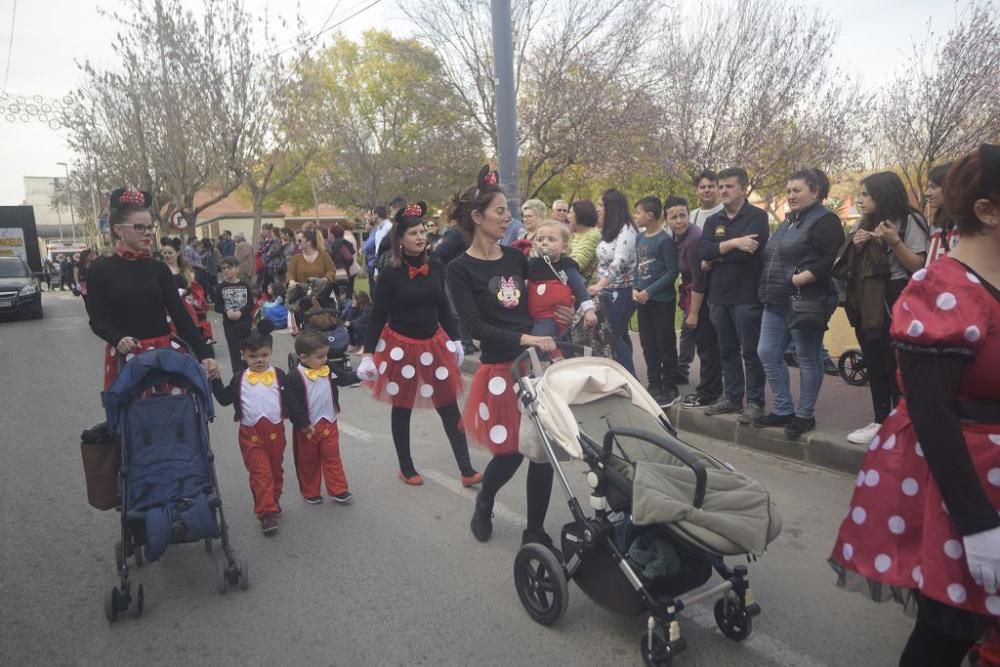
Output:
[
  {"xmin": 238, "ymin": 420, "xmax": 286, "ymax": 518},
  {"xmin": 292, "ymin": 419, "xmax": 348, "ymax": 498}
]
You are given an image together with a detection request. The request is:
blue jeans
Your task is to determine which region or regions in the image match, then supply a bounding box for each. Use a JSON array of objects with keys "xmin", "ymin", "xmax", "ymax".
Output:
[
  {"xmin": 602, "ymin": 288, "xmax": 636, "ymax": 376},
  {"xmin": 758, "ymin": 305, "xmax": 825, "ymax": 418},
  {"xmin": 709, "ymin": 303, "xmax": 765, "ymax": 406}
]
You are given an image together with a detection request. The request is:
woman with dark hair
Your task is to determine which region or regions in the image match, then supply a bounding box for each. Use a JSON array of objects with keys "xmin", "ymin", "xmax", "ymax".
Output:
[
  {"xmin": 925, "ymin": 162, "xmax": 957, "ymax": 265},
  {"xmin": 755, "ymin": 169, "xmax": 844, "ymax": 436},
  {"xmin": 287, "ymin": 229, "xmax": 337, "ymax": 287},
  {"xmin": 199, "ymin": 237, "xmax": 219, "ymax": 296},
  {"xmin": 587, "ymin": 189, "xmax": 639, "ymax": 374},
  {"xmin": 830, "ymin": 144, "xmax": 1000, "ymax": 666},
  {"xmin": 834, "ymin": 171, "xmax": 930, "ymax": 445},
  {"xmin": 568, "ymin": 200, "xmax": 600, "ymax": 282},
  {"xmin": 85, "ymin": 187, "xmax": 217, "ymax": 389},
  {"xmin": 328, "ymin": 223, "xmax": 357, "ymax": 301},
  {"xmin": 355, "ymin": 202, "xmax": 480, "ymax": 487},
  {"xmin": 446, "ymin": 168, "xmax": 563, "ymax": 552}
]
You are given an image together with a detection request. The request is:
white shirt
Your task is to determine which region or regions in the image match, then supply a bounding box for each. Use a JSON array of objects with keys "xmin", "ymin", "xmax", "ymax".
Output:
[
  {"xmin": 690, "ymin": 203, "xmax": 724, "ymax": 231},
  {"xmin": 373, "ymin": 219, "xmax": 393, "ymax": 253},
  {"xmin": 299, "ymin": 367, "xmax": 338, "ymax": 425},
  {"xmin": 240, "ymin": 367, "xmax": 283, "ymax": 427}
]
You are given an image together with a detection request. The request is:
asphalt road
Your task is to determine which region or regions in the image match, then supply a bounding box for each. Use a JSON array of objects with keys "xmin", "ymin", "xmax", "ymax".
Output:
[{"xmin": 0, "ymin": 293, "xmax": 913, "ymax": 666}]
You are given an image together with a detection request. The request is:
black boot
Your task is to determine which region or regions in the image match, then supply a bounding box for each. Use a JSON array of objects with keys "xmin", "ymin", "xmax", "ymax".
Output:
[
  {"xmin": 522, "ymin": 528, "xmax": 562, "ymax": 561},
  {"xmin": 471, "ymin": 493, "xmax": 494, "ymax": 542}
]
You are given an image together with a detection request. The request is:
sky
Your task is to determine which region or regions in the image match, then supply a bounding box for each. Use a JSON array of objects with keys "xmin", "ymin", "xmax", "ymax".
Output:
[{"xmin": 0, "ymin": 0, "xmax": 959, "ymax": 207}]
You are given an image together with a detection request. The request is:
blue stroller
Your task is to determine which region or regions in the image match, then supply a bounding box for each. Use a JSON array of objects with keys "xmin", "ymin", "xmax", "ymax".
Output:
[{"xmin": 102, "ymin": 348, "xmax": 247, "ymax": 621}]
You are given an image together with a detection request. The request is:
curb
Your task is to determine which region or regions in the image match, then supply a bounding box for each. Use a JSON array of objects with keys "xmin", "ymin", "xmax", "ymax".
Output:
[{"xmin": 460, "ymin": 356, "xmax": 864, "ymax": 476}]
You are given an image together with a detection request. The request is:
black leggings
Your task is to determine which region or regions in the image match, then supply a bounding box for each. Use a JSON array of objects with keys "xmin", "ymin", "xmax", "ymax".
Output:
[
  {"xmin": 390, "ymin": 403, "xmax": 475, "ymax": 477},
  {"xmin": 479, "ymin": 453, "xmax": 554, "ymax": 533},
  {"xmin": 899, "ymin": 620, "xmax": 976, "ymax": 667}
]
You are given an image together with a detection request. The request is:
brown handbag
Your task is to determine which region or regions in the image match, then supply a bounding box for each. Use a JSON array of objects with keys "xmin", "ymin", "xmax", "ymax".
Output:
[{"xmin": 80, "ymin": 424, "xmax": 121, "ymax": 511}]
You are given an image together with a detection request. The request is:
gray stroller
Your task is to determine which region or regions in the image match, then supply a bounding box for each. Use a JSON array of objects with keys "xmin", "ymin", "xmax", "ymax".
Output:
[{"xmin": 511, "ymin": 344, "xmax": 782, "ymax": 666}]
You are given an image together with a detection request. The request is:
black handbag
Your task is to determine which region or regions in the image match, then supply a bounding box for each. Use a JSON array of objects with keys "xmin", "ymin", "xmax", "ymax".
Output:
[{"xmin": 786, "ymin": 291, "xmax": 829, "ymax": 330}]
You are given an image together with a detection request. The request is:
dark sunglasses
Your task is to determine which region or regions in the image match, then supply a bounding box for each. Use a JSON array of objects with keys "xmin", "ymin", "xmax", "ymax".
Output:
[{"xmin": 120, "ymin": 223, "xmax": 155, "ymax": 233}]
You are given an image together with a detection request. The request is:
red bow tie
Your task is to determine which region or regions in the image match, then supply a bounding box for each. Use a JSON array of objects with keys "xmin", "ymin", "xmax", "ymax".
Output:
[{"xmin": 408, "ymin": 263, "xmax": 429, "ymax": 279}]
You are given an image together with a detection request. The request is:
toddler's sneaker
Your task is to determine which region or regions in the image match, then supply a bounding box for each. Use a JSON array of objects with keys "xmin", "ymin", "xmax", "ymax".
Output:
[
  {"xmin": 259, "ymin": 513, "xmax": 279, "ymax": 535},
  {"xmin": 304, "ymin": 496, "xmax": 323, "ymax": 505},
  {"xmin": 331, "ymin": 492, "xmax": 354, "ymax": 504}
]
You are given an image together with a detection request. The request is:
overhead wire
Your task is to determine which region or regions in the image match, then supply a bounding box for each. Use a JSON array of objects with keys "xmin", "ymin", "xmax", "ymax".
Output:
[{"xmin": 2, "ymin": 0, "xmax": 17, "ymax": 91}]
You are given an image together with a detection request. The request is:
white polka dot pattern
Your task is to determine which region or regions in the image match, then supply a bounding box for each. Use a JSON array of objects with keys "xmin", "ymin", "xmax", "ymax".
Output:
[
  {"xmin": 946, "ymin": 583, "xmax": 967, "ymax": 604},
  {"xmin": 943, "ymin": 539, "xmax": 963, "ymax": 559},
  {"xmin": 386, "ymin": 382, "xmax": 400, "ymax": 396},
  {"xmin": 488, "ymin": 377, "xmax": 507, "ymax": 396},
  {"xmin": 935, "ymin": 292, "xmax": 957, "ymax": 310},
  {"xmin": 489, "ymin": 425, "xmax": 507, "ymax": 444},
  {"xmin": 967, "ymin": 271, "xmax": 981, "ymax": 284},
  {"xmin": 888, "ymin": 516, "xmax": 906, "ymax": 534},
  {"xmin": 420, "ymin": 352, "xmax": 434, "ymax": 366},
  {"xmin": 901, "ymin": 478, "xmax": 919, "ymax": 496},
  {"xmin": 419, "ymin": 384, "xmax": 434, "ymax": 398},
  {"xmin": 874, "ymin": 554, "xmax": 892, "ymax": 573},
  {"xmin": 401, "ymin": 365, "xmax": 415, "ymax": 379},
  {"xmin": 912, "ymin": 566, "xmax": 923, "ymax": 586},
  {"xmin": 478, "ymin": 402, "xmax": 490, "ymax": 421},
  {"xmin": 389, "ymin": 347, "xmax": 404, "ymax": 361},
  {"xmin": 445, "ymin": 340, "xmax": 456, "ymax": 353},
  {"xmin": 986, "ymin": 596, "xmax": 1000, "ymax": 616},
  {"xmin": 882, "ymin": 435, "xmax": 896, "ymax": 450},
  {"xmin": 864, "ymin": 470, "xmax": 880, "ymax": 487},
  {"xmin": 965, "ymin": 326, "xmax": 982, "ymax": 342},
  {"xmin": 842, "ymin": 543, "xmax": 854, "ymax": 560},
  {"xmin": 375, "ymin": 339, "xmax": 386, "ymax": 352},
  {"xmin": 868, "ymin": 435, "xmax": 881, "ymax": 451},
  {"xmin": 851, "ymin": 507, "xmax": 867, "ymax": 525},
  {"xmin": 906, "ymin": 320, "xmax": 925, "ymax": 338},
  {"xmin": 379, "ymin": 361, "xmax": 388, "ymax": 374},
  {"xmin": 987, "ymin": 468, "xmax": 1000, "ymax": 487},
  {"xmin": 435, "ymin": 367, "xmax": 449, "ymax": 381},
  {"xmin": 912, "ymin": 268, "xmax": 928, "ymax": 281}
]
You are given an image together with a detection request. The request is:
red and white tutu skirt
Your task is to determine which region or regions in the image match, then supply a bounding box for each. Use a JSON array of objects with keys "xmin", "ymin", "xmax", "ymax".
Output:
[
  {"xmin": 365, "ymin": 325, "xmax": 464, "ymax": 409},
  {"xmin": 102, "ymin": 335, "xmax": 179, "ymax": 390},
  {"xmin": 463, "ymin": 360, "xmax": 521, "ymax": 456},
  {"xmin": 829, "ymin": 401, "xmax": 1000, "ymax": 620}
]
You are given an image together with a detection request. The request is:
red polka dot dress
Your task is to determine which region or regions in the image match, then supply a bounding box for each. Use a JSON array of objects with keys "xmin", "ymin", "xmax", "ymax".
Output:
[{"xmin": 830, "ymin": 257, "xmax": 1000, "ymax": 621}]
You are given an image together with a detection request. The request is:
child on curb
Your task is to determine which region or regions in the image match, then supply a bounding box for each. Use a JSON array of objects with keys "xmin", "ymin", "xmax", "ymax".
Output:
[
  {"xmin": 211, "ymin": 321, "xmax": 306, "ymax": 535},
  {"xmin": 527, "ymin": 221, "xmax": 597, "ymax": 337},
  {"xmin": 285, "ymin": 330, "xmax": 354, "ymax": 505},
  {"xmin": 633, "ymin": 196, "xmax": 680, "ymax": 406},
  {"xmin": 215, "ymin": 256, "xmax": 253, "ymax": 372}
]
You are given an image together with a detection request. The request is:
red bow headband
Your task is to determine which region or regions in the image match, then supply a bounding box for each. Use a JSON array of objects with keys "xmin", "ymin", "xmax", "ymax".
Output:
[
  {"xmin": 119, "ymin": 187, "xmax": 146, "ymax": 207},
  {"xmin": 402, "ymin": 204, "xmax": 424, "ymax": 218}
]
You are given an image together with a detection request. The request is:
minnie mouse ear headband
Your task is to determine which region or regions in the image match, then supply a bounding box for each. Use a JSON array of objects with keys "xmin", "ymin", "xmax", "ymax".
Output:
[
  {"xmin": 395, "ymin": 201, "xmax": 428, "ymax": 223},
  {"xmin": 981, "ymin": 144, "xmax": 1000, "ymax": 197},
  {"xmin": 110, "ymin": 186, "xmax": 151, "ymax": 210}
]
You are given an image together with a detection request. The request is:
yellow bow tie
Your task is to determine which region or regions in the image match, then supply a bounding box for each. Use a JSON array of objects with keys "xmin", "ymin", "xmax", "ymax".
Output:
[
  {"xmin": 303, "ymin": 365, "xmax": 330, "ymax": 381},
  {"xmin": 246, "ymin": 368, "xmax": 276, "ymax": 386}
]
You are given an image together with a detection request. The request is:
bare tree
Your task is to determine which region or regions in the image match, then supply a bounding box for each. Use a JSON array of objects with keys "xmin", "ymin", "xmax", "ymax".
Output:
[
  {"xmin": 653, "ymin": 0, "xmax": 868, "ymax": 211},
  {"xmin": 878, "ymin": 0, "xmax": 1000, "ymax": 202},
  {"xmin": 404, "ymin": 0, "xmax": 660, "ymax": 199}
]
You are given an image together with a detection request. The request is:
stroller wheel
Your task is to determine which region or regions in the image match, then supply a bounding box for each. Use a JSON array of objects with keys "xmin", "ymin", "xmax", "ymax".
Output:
[
  {"xmin": 714, "ymin": 596, "xmax": 753, "ymax": 641},
  {"xmin": 115, "ymin": 542, "xmax": 123, "ymax": 572},
  {"xmin": 838, "ymin": 350, "xmax": 868, "ymax": 386},
  {"xmin": 513, "ymin": 544, "xmax": 568, "ymax": 626},
  {"xmin": 239, "ymin": 559, "xmax": 250, "ymax": 591},
  {"xmin": 640, "ymin": 627, "xmax": 673, "ymax": 667},
  {"xmin": 131, "ymin": 584, "xmax": 144, "ymax": 618},
  {"xmin": 218, "ymin": 563, "xmax": 228, "ymax": 595},
  {"xmin": 104, "ymin": 587, "xmax": 119, "ymax": 623}
]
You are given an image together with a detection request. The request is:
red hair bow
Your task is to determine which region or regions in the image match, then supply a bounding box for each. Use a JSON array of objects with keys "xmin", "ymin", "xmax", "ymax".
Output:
[
  {"xmin": 119, "ymin": 188, "xmax": 145, "ymax": 206},
  {"xmin": 403, "ymin": 204, "xmax": 424, "ymax": 218}
]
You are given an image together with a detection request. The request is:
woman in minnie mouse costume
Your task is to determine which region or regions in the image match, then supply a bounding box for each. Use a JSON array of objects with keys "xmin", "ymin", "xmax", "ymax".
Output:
[
  {"xmin": 446, "ymin": 167, "xmax": 569, "ymax": 553},
  {"xmin": 86, "ymin": 187, "xmax": 218, "ymax": 388},
  {"xmin": 829, "ymin": 145, "xmax": 1000, "ymax": 666},
  {"xmin": 355, "ymin": 201, "xmax": 482, "ymax": 487}
]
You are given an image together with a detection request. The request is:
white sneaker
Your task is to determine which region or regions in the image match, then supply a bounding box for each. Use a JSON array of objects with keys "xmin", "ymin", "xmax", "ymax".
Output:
[{"xmin": 847, "ymin": 422, "xmax": 881, "ymax": 445}]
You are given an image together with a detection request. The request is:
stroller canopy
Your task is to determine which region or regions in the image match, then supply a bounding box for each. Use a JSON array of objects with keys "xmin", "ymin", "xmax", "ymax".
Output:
[{"xmin": 105, "ymin": 348, "xmax": 215, "ymax": 430}]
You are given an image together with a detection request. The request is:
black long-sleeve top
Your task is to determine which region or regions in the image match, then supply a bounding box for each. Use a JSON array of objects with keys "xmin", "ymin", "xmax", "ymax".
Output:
[
  {"xmin": 214, "ymin": 280, "xmax": 253, "ymax": 328},
  {"xmin": 363, "ymin": 254, "xmax": 460, "ymax": 353},
  {"xmin": 699, "ymin": 201, "xmax": 770, "ymax": 305},
  {"xmin": 786, "ymin": 204, "xmax": 845, "ymax": 283},
  {"xmin": 211, "ymin": 367, "xmax": 308, "ymax": 429},
  {"xmin": 446, "ymin": 246, "xmax": 532, "ymax": 364},
  {"xmin": 85, "ymin": 255, "xmax": 213, "ymax": 359}
]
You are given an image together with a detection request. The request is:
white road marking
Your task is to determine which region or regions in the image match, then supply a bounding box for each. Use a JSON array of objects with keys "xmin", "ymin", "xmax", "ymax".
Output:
[
  {"xmin": 345, "ymin": 425, "xmax": 829, "ymax": 667},
  {"xmin": 339, "ymin": 421, "xmax": 373, "ymax": 443}
]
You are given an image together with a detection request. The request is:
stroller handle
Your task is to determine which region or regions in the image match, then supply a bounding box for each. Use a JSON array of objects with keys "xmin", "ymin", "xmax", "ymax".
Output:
[
  {"xmin": 602, "ymin": 427, "xmax": 708, "ymax": 509},
  {"xmin": 511, "ymin": 342, "xmax": 590, "ymax": 384}
]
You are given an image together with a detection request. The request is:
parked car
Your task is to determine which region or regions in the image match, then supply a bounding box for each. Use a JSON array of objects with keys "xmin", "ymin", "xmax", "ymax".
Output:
[{"xmin": 0, "ymin": 256, "xmax": 43, "ymax": 319}]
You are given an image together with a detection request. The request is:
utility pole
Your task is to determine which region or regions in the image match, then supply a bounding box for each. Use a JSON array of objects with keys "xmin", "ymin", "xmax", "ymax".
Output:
[
  {"xmin": 490, "ymin": 0, "xmax": 520, "ymax": 213},
  {"xmin": 57, "ymin": 162, "xmax": 77, "ymax": 241}
]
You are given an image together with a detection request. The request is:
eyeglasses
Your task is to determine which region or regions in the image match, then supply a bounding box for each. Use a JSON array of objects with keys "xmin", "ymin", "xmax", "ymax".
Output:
[{"xmin": 120, "ymin": 223, "xmax": 155, "ymax": 233}]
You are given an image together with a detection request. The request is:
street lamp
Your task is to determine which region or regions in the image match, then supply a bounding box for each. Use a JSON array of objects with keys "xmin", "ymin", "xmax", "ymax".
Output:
[{"xmin": 56, "ymin": 162, "xmax": 77, "ymax": 241}]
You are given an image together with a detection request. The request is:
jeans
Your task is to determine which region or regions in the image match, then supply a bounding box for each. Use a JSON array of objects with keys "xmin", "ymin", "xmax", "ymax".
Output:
[
  {"xmin": 636, "ymin": 299, "xmax": 680, "ymax": 391},
  {"xmin": 602, "ymin": 287, "xmax": 636, "ymax": 376},
  {"xmin": 709, "ymin": 302, "xmax": 765, "ymax": 406},
  {"xmin": 758, "ymin": 306, "xmax": 826, "ymax": 418}
]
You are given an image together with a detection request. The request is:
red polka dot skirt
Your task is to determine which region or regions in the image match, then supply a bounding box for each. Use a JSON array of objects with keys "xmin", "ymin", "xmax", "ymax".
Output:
[
  {"xmin": 102, "ymin": 335, "xmax": 178, "ymax": 390},
  {"xmin": 462, "ymin": 360, "xmax": 521, "ymax": 456},
  {"xmin": 365, "ymin": 325, "xmax": 464, "ymax": 409}
]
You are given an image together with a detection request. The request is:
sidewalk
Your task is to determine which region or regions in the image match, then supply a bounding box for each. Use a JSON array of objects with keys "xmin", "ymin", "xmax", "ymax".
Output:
[{"xmin": 459, "ymin": 331, "xmax": 873, "ymax": 476}]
